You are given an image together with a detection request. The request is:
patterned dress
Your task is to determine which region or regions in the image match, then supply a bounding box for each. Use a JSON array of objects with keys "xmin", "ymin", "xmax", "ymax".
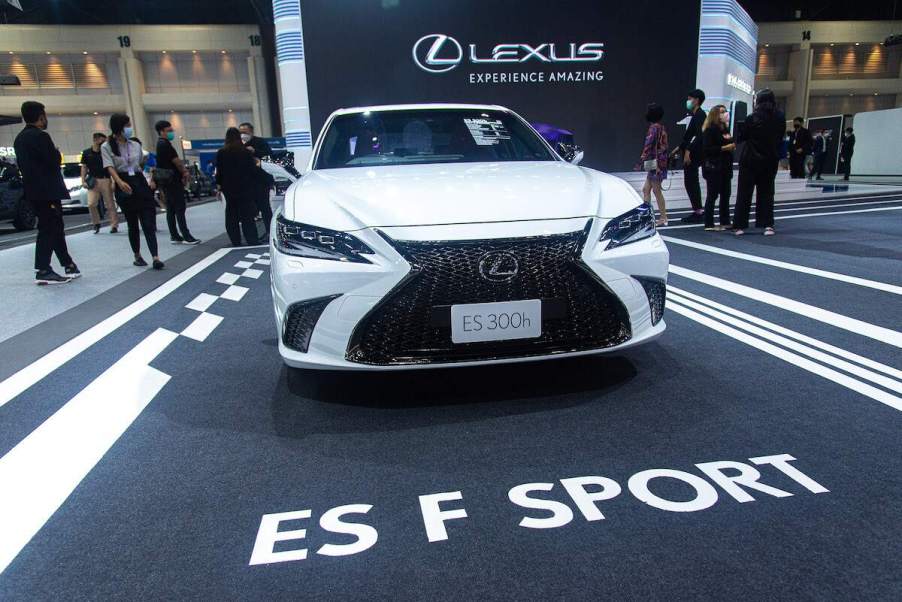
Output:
[{"xmin": 640, "ymin": 122, "xmax": 669, "ymax": 182}]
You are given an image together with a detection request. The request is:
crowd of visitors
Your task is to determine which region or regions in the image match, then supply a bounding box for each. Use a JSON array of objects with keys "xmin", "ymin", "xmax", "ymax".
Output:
[{"xmin": 12, "ymin": 100, "xmax": 275, "ymax": 284}]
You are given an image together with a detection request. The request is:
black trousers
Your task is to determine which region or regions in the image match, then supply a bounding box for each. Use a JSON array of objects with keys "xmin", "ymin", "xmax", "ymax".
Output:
[
  {"xmin": 683, "ymin": 162, "xmax": 702, "ymax": 210},
  {"xmin": 733, "ymin": 164, "xmax": 777, "ymax": 230},
  {"xmin": 813, "ymin": 153, "xmax": 826, "ymax": 178},
  {"xmin": 225, "ymin": 196, "xmax": 260, "ymax": 246},
  {"xmin": 255, "ymin": 184, "xmax": 273, "ymax": 231},
  {"xmin": 789, "ymin": 152, "xmax": 805, "ymax": 178},
  {"xmin": 841, "ymin": 155, "xmax": 852, "ymax": 179},
  {"xmin": 118, "ymin": 175, "xmax": 159, "ymax": 258},
  {"xmin": 33, "ymin": 201, "xmax": 73, "ymax": 271},
  {"xmin": 162, "ymin": 182, "xmax": 191, "ymax": 240},
  {"xmin": 703, "ymin": 168, "xmax": 732, "ymax": 227}
]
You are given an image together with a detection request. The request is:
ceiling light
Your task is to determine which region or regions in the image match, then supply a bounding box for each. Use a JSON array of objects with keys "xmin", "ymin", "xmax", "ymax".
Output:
[
  {"xmin": 162, "ymin": 50, "xmax": 167, "ymax": 54},
  {"xmin": 221, "ymin": 50, "xmax": 227, "ymax": 54},
  {"xmin": 82, "ymin": 51, "xmax": 88, "ymax": 55},
  {"xmin": 855, "ymin": 42, "xmax": 860, "ymax": 46},
  {"xmin": 764, "ymin": 43, "xmax": 769, "ymax": 47},
  {"xmin": 227, "ymin": 109, "xmax": 233, "ymax": 112},
  {"xmin": 45, "ymin": 51, "xmax": 51, "ymax": 55},
  {"xmin": 93, "ymin": 111, "xmax": 98, "ymax": 115},
  {"xmin": 192, "ymin": 50, "xmax": 197, "ymax": 54},
  {"xmin": 829, "ymin": 43, "xmax": 834, "ymax": 47},
  {"xmin": 7, "ymin": 51, "xmax": 13, "ymax": 55}
]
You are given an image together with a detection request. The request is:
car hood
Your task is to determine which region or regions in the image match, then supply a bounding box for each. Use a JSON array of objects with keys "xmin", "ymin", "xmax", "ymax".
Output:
[{"xmin": 282, "ymin": 161, "xmax": 641, "ymax": 231}]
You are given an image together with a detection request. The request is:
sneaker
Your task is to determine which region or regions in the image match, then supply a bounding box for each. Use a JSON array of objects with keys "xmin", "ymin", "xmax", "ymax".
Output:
[
  {"xmin": 734, "ymin": 229, "xmax": 745, "ymax": 236},
  {"xmin": 110, "ymin": 226, "xmax": 118, "ymax": 234},
  {"xmin": 170, "ymin": 237, "xmax": 185, "ymax": 244},
  {"xmin": 681, "ymin": 212, "xmax": 704, "ymax": 223},
  {"xmin": 134, "ymin": 257, "xmax": 148, "ymax": 267},
  {"xmin": 764, "ymin": 227, "xmax": 776, "ymax": 236},
  {"xmin": 35, "ymin": 270, "xmax": 70, "ymax": 285},
  {"xmin": 93, "ymin": 224, "xmax": 101, "ymax": 234},
  {"xmin": 64, "ymin": 264, "xmax": 81, "ymax": 279},
  {"xmin": 182, "ymin": 236, "xmax": 201, "ymax": 245},
  {"xmin": 153, "ymin": 259, "xmax": 165, "ymax": 270}
]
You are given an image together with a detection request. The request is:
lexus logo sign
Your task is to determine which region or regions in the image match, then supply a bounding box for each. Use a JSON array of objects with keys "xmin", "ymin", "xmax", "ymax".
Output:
[
  {"xmin": 413, "ymin": 34, "xmax": 463, "ymax": 73},
  {"xmin": 412, "ymin": 33, "xmax": 606, "ymax": 75},
  {"xmin": 478, "ymin": 251, "xmax": 520, "ymax": 283}
]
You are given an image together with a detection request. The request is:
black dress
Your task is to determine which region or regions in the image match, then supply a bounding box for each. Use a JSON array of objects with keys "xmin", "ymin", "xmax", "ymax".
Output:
[{"xmin": 215, "ymin": 146, "xmax": 261, "ymax": 245}]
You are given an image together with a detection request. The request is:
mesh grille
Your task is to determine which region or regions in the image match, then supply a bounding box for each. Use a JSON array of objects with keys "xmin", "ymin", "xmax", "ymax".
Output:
[
  {"xmin": 283, "ymin": 295, "xmax": 340, "ymax": 353},
  {"xmin": 636, "ymin": 277, "xmax": 666, "ymax": 326},
  {"xmin": 346, "ymin": 229, "xmax": 632, "ymax": 365}
]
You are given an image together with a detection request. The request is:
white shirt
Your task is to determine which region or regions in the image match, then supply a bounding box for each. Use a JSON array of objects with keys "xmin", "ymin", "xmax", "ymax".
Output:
[{"xmin": 101, "ymin": 139, "xmax": 142, "ymax": 175}]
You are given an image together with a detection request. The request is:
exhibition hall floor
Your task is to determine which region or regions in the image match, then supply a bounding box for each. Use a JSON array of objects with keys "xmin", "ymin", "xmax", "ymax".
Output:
[{"xmin": 0, "ymin": 193, "xmax": 900, "ymax": 599}]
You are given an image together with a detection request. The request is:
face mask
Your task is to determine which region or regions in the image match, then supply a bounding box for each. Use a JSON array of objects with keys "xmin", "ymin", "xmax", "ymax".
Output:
[
  {"xmin": 123, "ymin": 126, "xmax": 134, "ymax": 138},
  {"xmin": 685, "ymin": 99, "xmax": 695, "ymax": 111},
  {"xmin": 166, "ymin": 131, "xmax": 175, "ymax": 141},
  {"xmin": 240, "ymin": 133, "xmax": 252, "ymax": 144}
]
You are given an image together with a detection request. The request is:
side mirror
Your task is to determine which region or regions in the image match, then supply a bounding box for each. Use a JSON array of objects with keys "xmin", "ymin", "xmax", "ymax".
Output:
[{"xmin": 557, "ymin": 142, "xmax": 584, "ymax": 165}]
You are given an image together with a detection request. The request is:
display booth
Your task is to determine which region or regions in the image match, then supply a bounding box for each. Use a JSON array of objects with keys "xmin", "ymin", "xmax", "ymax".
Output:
[{"xmin": 272, "ymin": 0, "xmax": 756, "ymax": 172}]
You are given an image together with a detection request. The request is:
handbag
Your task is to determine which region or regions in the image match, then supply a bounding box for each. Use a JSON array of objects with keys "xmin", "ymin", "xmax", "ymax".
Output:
[
  {"xmin": 152, "ymin": 167, "xmax": 176, "ymax": 185},
  {"xmin": 85, "ymin": 175, "xmax": 96, "ymax": 190}
]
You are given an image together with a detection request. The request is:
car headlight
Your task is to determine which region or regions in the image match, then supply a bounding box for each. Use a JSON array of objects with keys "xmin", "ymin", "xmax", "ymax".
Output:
[
  {"xmin": 599, "ymin": 204, "xmax": 655, "ymax": 250},
  {"xmin": 275, "ymin": 215, "xmax": 375, "ymax": 263}
]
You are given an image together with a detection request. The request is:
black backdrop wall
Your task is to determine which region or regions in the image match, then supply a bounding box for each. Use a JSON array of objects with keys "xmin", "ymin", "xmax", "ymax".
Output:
[{"xmin": 299, "ymin": 0, "xmax": 701, "ymax": 171}]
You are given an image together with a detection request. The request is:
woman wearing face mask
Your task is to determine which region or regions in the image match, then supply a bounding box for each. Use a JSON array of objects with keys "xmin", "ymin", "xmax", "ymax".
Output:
[
  {"xmin": 102, "ymin": 114, "xmax": 164, "ymax": 269},
  {"xmin": 701, "ymin": 104, "xmax": 735, "ymax": 231},
  {"xmin": 639, "ymin": 103, "xmax": 669, "ymax": 226}
]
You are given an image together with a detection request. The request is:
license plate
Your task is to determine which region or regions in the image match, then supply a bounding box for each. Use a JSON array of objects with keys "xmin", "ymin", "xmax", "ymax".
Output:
[{"xmin": 450, "ymin": 299, "xmax": 542, "ymax": 344}]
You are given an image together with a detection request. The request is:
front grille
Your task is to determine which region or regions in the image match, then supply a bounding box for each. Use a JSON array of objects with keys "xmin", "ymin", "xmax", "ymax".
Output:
[
  {"xmin": 283, "ymin": 295, "xmax": 341, "ymax": 352},
  {"xmin": 346, "ymin": 228, "xmax": 632, "ymax": 365},
  {"xmin": 635, "ymin": 277, "xmax": 666, "ymax": 326}
]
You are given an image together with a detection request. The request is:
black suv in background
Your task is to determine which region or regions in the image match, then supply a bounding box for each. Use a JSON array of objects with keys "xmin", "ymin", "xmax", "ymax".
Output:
[{"xmin": 0, "ymin": 159, "xmax": 35, "ymax": 231}]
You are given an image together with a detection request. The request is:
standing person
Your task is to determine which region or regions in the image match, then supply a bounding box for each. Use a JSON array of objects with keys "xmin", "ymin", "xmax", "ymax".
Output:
[
  {"xmin": 153, "ymin": 120, "xmax": 200, "ymax": 245},
  {"xmin": 13, "ymin": 101, "xmax": 81, "ymax": 284},
  {"xmin": 671, "ymin": 89, "xmax": 706, "ymax": 223},
  {"xmin": 732, "ymin": 89, "xmax": 785, "ymax": 237},
  {"xmin": 701, "ymin": 104, "xmax": 735, "ymax": 231},
  {"xmin": 80, "ymin": 132, "xmax": 119, "ymax": 234},
  {"xmin": 788, "ymin": 117, "xmax": 812, "ymax": 179},
  {"xmin": 811, "ymin": 130, "xmax": 827, "ymax": 180},
  {"xmin": 102, "ymin": 114, "xmax": 164, "ymax": 269},
  {"xmin": 238, "ymin": 122, "xmax": 274, "ymax": 230},
  {"xmin": 216, "ymin": 127, "xmax": 261, "ymax": 246},
  {"xmin": 839, "ymin": 127, "xmax": 855, "ymax": 181},
  {"xmin": 639, "ymin": 103, "xmax": 669, "ymax": 226}
]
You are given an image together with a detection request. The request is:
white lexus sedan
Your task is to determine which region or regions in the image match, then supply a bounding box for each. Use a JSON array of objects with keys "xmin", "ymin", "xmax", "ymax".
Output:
[{"xmin": 271, "ymin": 104, "xmax": 668, "ymax": 370}]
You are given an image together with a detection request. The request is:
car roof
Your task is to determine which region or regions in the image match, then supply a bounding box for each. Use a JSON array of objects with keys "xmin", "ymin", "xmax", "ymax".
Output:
[{"xmin": 330, "ymin": 103, "xmax": 509, "ymax": 117}]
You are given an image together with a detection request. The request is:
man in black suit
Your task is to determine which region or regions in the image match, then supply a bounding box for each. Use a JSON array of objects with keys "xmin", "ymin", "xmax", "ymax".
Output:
[
  {"xmin": 13, "ymin": 101, "xmax": 80, "ymax": 284},
  {"xmin": 839, "ymin": 127, "xmax": 855, "ymax": 181},
  {"xmin": 788, "ymin": 117, "xmax": 812, "ymax": 179},
  {"xmin": 239, "ymin": 122, "xmax": 274, "ymax": 233},
  {"xmin": 671, "ymin": 89, "xmax": 707, "ymax": 223}
]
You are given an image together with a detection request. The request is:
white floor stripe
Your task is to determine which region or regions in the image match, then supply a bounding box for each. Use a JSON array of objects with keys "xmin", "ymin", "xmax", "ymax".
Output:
[
  {"xmin": 660, "ymin": 205, "xmax": 902, "ymax": 230},
  {"xmin": 662, "ymin": 237, "xmax": 902, "ymax": 295},
  {"xmin": 669, "ymin": 292, "xmax": 902, "ymax": 395},
  {"xmin": 665, "ymin": 194, "xmax": 902, "ymax": 216},
  {"xmin": 185, "ymin": 293, "xmax": 219, "ymax": 312},
  {"xmin": 669, "ymin": 264, "xmax": 902, "ymax": 349},
  {"xmin": 256, "ymin": 259, "xmax": 271, "ymax": 266},
  {"xmin": 245, "ymin": 253, "xmax": 262, "ymax": 259},
  {"xmin": 667, "ymin": 301, "xmax": 902, "ymax": 412},
  {"xmin": 241, "ymin": 268, "xmax": 263, "ymax": 279},
  {"xmin": 234, "ymin": 260, "xmax": 254, "ymax": 269},
  {"xmin": 220, "ymin": 285, "xmax": 249, "ymax": 302},
  {"xmin": 216, "ymin": 272, "xmax": 240, "ymax": 285},
  {"xmin": 180, "ymin": 312, "xmax": 223, "ymax": 342},
  {"xmin": 668, "ymin": 285, "xmax": 902, "ymax": 382},
  {"xmin": 0, "ymin": 328, "xmax": 178, "ymax": 574},
  {"xmin": 0, "ymin": 247, "xmax": 231, "ymax": 409}
]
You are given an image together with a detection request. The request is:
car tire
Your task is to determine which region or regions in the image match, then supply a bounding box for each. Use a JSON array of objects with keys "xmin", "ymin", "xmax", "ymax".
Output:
[{"xmin": 12, "ymin": 198, "xmax": 36, "ymax": 231}]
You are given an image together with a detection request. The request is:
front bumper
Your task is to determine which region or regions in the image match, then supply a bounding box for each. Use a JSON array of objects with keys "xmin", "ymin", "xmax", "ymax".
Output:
[{"xmin": 271, "ymin": 217, "xmax": 669, "ymax": 370}]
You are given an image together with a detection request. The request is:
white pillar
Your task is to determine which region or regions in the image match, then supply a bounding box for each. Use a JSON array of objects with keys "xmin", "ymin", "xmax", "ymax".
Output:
[
  {"xmin": 247, "ymin": 46, "xmax": 273, "ymax": 137},
  {"xmin": 272, "ymin": 0, "xmax": 313, "ymax": 169},
  {"xmin": 118, "ymin": 48, "xmax": 150, "ymax": 143}
]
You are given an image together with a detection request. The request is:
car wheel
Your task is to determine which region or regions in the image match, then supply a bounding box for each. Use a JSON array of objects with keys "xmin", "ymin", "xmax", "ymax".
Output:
[{"xmin": 12, "ymin": 198, "xmax": 36, "ymax": 231}]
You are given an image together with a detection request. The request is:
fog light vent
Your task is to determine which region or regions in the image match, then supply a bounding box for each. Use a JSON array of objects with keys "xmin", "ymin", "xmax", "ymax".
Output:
[
  {"xmin": 283, "ymin": 295, "xmax": 341, "ymax": 352},
  {"xmin": 635, "ymin": 277, "xmax": 666, "ymax": 326}
]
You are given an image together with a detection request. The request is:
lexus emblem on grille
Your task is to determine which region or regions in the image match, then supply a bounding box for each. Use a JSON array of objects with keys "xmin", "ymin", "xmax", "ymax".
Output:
[{"xmin": 478, "ymin": 251, "xmax": 519, "ymax": 282}]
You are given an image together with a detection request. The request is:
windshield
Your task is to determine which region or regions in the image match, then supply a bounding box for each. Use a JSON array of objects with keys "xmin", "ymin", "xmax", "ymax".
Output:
[
  {"xmin": 62, "ymin": 163, "xmax": 81, "ymax": 178},
  {"xmin": 313, "ymin": 109, "xmax": 556, "ymax": 170}
]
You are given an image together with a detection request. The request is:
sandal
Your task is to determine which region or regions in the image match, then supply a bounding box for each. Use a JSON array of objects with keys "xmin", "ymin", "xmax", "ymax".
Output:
[
  {"xmin": 764, "ymin": 227, "xmax": 775, "ymax": 236},
  {"xmin": 655, "ymin": 219, "xmax": 668, "ymax": 227}
]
